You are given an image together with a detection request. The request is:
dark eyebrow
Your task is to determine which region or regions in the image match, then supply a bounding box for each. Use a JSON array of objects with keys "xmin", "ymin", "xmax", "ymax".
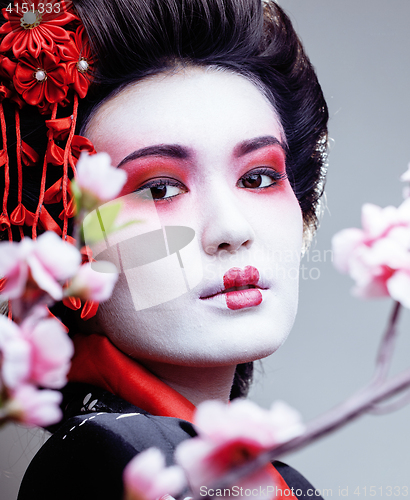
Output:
[
  {"xmin": 234, "ymin": 136, "xmax": 287, "ymax": 158},
  {"xmin": 117, "ymin": 144, "xmax": 191, "ymax": 168}
]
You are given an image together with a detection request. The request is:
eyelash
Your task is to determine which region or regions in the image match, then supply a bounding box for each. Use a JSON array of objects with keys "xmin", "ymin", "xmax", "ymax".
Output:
[
  {"xmin": 135, "ymin": 178, "xmax": 187, "ymax": 202},
  {"xmin": 135, "ymin": 168, "xmax": 286, "ymax": 201},
  {"xmin": 237, "ymin": 167, "xmax": 287, "ymax": 189}
]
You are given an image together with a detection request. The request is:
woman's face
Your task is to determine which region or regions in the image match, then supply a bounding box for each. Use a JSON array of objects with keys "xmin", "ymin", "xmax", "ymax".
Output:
[{"xmin": 85, "ymin": 67, "xmax": 304, "ymax": 367}]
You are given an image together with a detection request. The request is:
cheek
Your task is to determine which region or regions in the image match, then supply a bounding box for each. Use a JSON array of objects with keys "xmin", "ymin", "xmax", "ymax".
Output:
[
  {"xmin": 249, "ymin": 188, "xmax": 304, "ymax": 245},
  {"xmin": 95, "ymin": 217, "xmax": 204, "ymax": 315}
]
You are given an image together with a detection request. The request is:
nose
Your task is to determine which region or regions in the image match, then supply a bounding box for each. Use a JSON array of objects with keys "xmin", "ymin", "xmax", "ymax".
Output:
[{"xmin": 201, "ymin": 186, "xmax": 255, "ymax": 255}]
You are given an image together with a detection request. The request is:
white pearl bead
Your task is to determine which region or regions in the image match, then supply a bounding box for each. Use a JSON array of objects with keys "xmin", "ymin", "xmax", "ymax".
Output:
[
  {"xmin": 23, "ymin": 12, "xmax": 37, "ymax": 25},
  {"xmin": 35, "ymin": 70, "xmax": 46, "ymax": 82},
  {"xmin": 77, "ymin": 59, "xmax": 89, "ymax": 72}
]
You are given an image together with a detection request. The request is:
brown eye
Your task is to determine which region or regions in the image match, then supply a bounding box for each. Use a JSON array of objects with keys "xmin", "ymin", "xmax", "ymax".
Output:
[
  {"xmin": 238, "ymin": 170, "xmax": 281, "ymax": 189},
  {"xmin": 136, "ymin": 180, "xmax": 187, "ymax": 201},
  {"xmin": 242, "ymin": 174, "xmax": 262, "ymax": 188},
  {"xmin": 150, "ymin": 186, "xmax": 168, "ymax": 199}
]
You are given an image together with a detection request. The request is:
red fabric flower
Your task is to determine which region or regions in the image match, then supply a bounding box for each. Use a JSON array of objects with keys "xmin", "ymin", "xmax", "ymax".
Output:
[
  {"xmin": 58, "ymin": 26, "xmax": 93, "ymax": 98},
  {"xmin": 62, "ymin": 246, "xmax": 100, "ymax": 320},
  {"xmin": 0, "ymin": 55, "xmax": 25, "ymax": 108},
  {"xmin": 13, "ymin": 50, "xmax": 68, "ymax": 110},
  {"xmin": 0, "ymin": 1, "xmax": 77, "ymax": 59},
  {"xmin": 0, "ymin": 83, "xmax": 11, "ymax": 101},
  {"xmin": 0, "ymin": 213, "xmax": 11, "ymax": 231},
  {"xmin": 0, "ymin": 149, "xmax": 8, "ymax": 166},
  {"xmin": 21, "ymin": 141, "xmax": 39, "ymax": 166},
  {"xmin": 62, "ymin": 296, "xmax": 99, "ymax": 320},
  {"xmin": 71, "ymin": 135, "xmax": 96, "ymax": 159},
  {"xmin": 45, "ymin": 116, "xmax": 72, "ymax": 141}
]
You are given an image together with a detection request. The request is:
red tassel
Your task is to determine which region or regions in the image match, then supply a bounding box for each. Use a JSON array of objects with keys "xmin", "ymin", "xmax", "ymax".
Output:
[
  {"xmin": 0, "ymin": 103, "xmax": 12, "ymax": 241},
  {"xmin": 45, "ymin": 116, "xmax": 72, "ymax": 141},
  {"xmin": 0, "ymin": 149, "xmax": 7, "ymax": 167},
  {"xmin": 46, "ymin": 140, "xmax": 65, "ymax": 166},
  {"xmin": 62, "ymin": 296, "xmax": 82, "ymax": 311},
  {"xmin": 59, "ymin": 196, "xmax": 76, "ymax": 220},
  {"xmin": 32, "ymin": 103, "xmax": 58, "ymax": 239},
  {"xmin": 43, "ymin": 177, "xmax": 63, "ymax": 204},
  {"xmin": 71, "ymin": 135, "xmax": 96, "ymax": 159},
  {"xmin": 65, "ymin": 234, "xmax": 77, "ymax": 246},
  {"xmin": 21, "ymin": 141, "xmax": 39, "ymax": 167},
  {"xmin": 0, "ymin": 213, "xmax": 10, "ymax": 231},
  {"xmin": 39, "ymin": 206, "xmax": 63, "ymax": 235},
  {"xmin": 81, "ymin": 300, "xmax": 99, "ymax": 320},
  {"xmin": 10, "ymin": 203, "xmax": 26, "ymax": 225},
  {"xmin": 62, "ymin": 93, "xmax": 78, "ymax": 240},
  {"xmin": 14, "ymin": 108, "xmax": 24, "ymax": 237},
  {"xmin": 45, "ymin": 307, "xmax": 70, "ymax": 334}
]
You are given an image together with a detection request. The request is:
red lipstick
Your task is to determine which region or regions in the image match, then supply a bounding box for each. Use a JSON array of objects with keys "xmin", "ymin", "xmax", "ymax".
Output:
[{"xmin": 222, "ymin": 266, "xmax": 262, "ymax": 310}]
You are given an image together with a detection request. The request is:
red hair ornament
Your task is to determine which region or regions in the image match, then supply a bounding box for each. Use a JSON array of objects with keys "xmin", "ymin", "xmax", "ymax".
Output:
[{"xmin": 0, "ymin": 0, "xmax": 99, "ymax": 319}]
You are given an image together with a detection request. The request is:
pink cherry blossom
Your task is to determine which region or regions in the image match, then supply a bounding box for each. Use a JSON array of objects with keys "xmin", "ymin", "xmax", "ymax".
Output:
[
  {"xmin": 123, "ymin": 448, "xmax": 186, "ymax": 500},
  {"xmin": 401, "ymin": 163, "xmax": 410, "ymax": 183},
  {"xmin": 75, "ymin": 152, "xmax": 127, "ymax": 210},
  {"xmin": 20, "ymin": 312, "xmax": 74, "ymax": 389},
  {"xmin": 64, "ymin": 261, "xmax": 118, "ymax": 303},
  {"xmin": 175, "ymin": 399, "xmax": 304, "ymax": 494},
  {"xmin": 0, "ymin": 231, "xmax": 81, "ymax": 302},
  {"xmin": 6, "ymin": 384, "xmax": 62, "ymax": 427},
  {"xmin": 0, "ymin": 315, "xmax": 30, "ymax": 389},
  {"xmin": 332, "ymin": 200, "xmax": 410, "ymax": 304},
  {"xmin": 401, "ymin": 163, "xmax": 410, "ymax": 198},
  {"xmin": 386, "ymin": 270, "xmax": 410, "ymax": 308}
]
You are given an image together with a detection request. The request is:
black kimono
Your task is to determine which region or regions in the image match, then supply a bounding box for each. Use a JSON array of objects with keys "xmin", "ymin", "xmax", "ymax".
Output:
[{"xmin": 18, "ymin": 382, "xmax": 324, "ymax": 500}]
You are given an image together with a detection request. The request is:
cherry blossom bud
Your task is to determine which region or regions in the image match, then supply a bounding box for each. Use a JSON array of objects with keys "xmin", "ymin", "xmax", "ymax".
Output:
[
  {"xmin": 400, "ymin": 163, "xmax": 410, "ymax": 199},
  {"xmin": 0, "ymin": 232, "xmax": 81, "ymax": 302},
  {"xmin": 0, "ymin": 315, "xmax": 30, "ymax": 389},
  {"xmin": 73, "ymin": 152, "xmax": 127, "ymax": 211},
  {"xmin": 64, "ymin": 261, "xmax": 118, "ymax": 302},
  {"xmin": 124, "ymin": 448, "xmax": 186, "ymax": 500},
  {"xmin": 332, "ymin": 199, "xmax": 410, "ymax": 305},
  {"xmin": 175, "ymin": 399, "xmax": 304, "ymax": 495},
  {"xmin": 20, "ymin": 313, "xmax": 74, "ymax": 389},
  {"xmin": 6, "ymin": 384, "xmax": 62, "ymax": 427}
]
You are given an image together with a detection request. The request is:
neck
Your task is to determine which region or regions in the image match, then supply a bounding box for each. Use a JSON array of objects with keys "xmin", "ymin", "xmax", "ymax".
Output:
[{"xmin": 140, "ymin": 361, "xmax": 237, "ymax": 406}]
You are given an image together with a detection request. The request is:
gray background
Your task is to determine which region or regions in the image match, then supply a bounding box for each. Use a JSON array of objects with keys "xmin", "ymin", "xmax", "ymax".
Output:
[
  {"xmin": 249, "ymin": 0, "xmax": 410, "ymax": 496},
  {"xmin": 1, "ymin": 1, "xmax": 410, "ymax": 498}
]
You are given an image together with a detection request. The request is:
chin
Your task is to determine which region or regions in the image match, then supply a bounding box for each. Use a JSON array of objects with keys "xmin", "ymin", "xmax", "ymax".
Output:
[{"xmin": 161, "ymin": 323, "xmax": 292, "ymax": 367}]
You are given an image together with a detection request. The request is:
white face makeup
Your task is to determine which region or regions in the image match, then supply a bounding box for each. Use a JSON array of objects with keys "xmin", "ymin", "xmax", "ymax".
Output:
[{"xmin": 85, "ymin": 67, "xmax": 304, "ymax": 367}]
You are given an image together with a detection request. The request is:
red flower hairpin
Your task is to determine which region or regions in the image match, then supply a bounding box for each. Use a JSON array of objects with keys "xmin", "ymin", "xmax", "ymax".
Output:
[
  {"xmin": 0, "ymin": 1, "xmax": 77, "ymax": 59},
  {"xmin": 0, "ymin": 0, "xmax": 100, "ymax": 320}
]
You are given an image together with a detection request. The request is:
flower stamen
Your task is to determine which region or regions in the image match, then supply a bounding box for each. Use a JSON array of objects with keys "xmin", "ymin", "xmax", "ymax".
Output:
[
  {"xmin": 34, "ymin": 68, "xmax": 47, "ymax": 82},
  {"xmin": 76, "ymin": 58, "xmax": 89, "ymax": 73},
  {"xmin": 20, "ymin": 11, "xmax": 42, "ymax": 30}
]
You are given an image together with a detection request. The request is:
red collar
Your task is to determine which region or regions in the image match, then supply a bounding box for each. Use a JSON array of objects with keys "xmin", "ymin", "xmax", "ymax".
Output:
[
  {"xmin": 68, "ymin": 333, "xmax": 196, "ymax": 421},
  {"xmin": 68, "ymin": 333, "xmax": 296, "ymax": 498}
]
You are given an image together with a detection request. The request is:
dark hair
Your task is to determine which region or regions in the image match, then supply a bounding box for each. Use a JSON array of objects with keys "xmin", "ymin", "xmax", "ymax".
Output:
[
  {"xmin": 73, "ymin": 0, "xmax": 328, "ymax": 232},
  {"xmin": 73, "ymin": 0, "xmax": 328, "ymax": 398},
  {"xmin": 2, "ymin": 0, "xmax": 329, "ymax": 398}
]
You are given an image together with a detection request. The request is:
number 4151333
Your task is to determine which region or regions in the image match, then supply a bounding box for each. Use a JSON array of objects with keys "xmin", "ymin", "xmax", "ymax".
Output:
[{"xmin": 6, "ymin": 3, "xmax": 61, "ymax": 14}]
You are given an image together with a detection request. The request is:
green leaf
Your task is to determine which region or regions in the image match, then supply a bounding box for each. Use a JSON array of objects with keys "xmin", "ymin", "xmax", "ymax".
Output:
[{"xmin": 82, "ymin": 201, "xmax": 140, "ymax": 244}]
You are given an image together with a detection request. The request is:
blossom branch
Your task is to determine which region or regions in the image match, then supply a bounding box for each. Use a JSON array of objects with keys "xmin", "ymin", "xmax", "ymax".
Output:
[
  {"xmin": 367, "ymin": 388, "xmax": 410, "ymax": 415},
  {"xmin": 0, "ymin": 152, "xmax": 125, "ymax": 428},
  {"xmin": 370, "ymin": 300, "xmax": 402, "ymax": 386},
  {"xmin": 197, "ymin": 362, "xmax": 410, "ymax": 498}
]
